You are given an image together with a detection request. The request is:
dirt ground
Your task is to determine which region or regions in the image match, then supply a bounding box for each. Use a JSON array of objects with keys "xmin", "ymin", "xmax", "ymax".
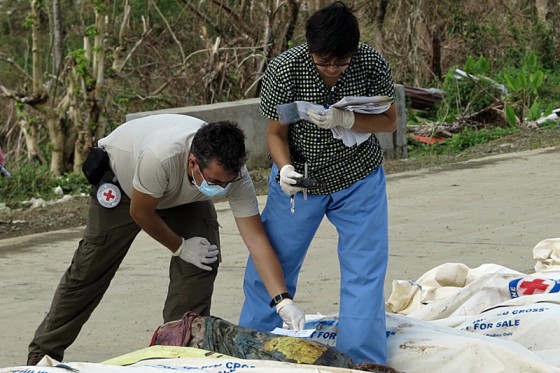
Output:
[{"xmin": 1, "ymin": 128, "xmax": 560, "ymax": 240}]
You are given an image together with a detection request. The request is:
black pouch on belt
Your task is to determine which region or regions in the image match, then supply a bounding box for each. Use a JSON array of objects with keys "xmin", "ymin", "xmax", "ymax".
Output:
[{"xmin": 82, "ymin": 147, "xmax": 109, "ymax": 185}]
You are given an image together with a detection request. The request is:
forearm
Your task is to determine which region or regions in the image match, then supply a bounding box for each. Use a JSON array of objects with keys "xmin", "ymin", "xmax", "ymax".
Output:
[
  {"xmin": 130, "ymin": 188, "xmax": 181, "ymax": 252},
  {"xmin": 132, "ymin": 210, "xmax": 181, "ymax": 252},
  {"xmin": 236, "ymin": 215, "xmax": 289, "ymax": 297},
  {"xmin": 267, "ymin": 120, "xmax": 291, "ymax": 168},
  {"xmin": 351, "ymin": 102, "xmax": 398, "ymax": 134},
  {"xmin": 250, "ymin": 244, "xmax": 289, "ymax": 297}
]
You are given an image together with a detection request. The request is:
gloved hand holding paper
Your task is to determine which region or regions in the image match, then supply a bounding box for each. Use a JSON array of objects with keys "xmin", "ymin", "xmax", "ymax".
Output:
[
  {"xmin": 306, "ymin": 107, "xmax": 355, "ymax": 129},
  {"xmin": 276, "ymin": 95, "xmax": 394, "ymax": 125},
  {"xmin": 276, "ymin": 96, "xmax": 395, "ymax": 147},
  {"xmin": 276, "ymin": 101, "xmax": 325, "ymax": 125},
  {"xmin": 328, "ymin": 96, "xmax": 394, "ymax": 146},
  {"xmin": 275, "ymin": 298, "xmax": 305, "ymax": 331},
  {"xmin": 331, "ymin": 95, "xmax": 395, "ymax": 113}
]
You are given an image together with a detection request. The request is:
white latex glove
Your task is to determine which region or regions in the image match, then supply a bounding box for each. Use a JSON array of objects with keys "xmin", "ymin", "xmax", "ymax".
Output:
[
  {"xmin": 279, "ymin": 164, "xmax": 304, "ymax": 196},
  {"xmin": 276, "ymin": 299, "xmax": 305, "ymax": 331},
  {"xmin": 173, "ymin": 237, "xmax": 218, "ymax": 271},
  {"xmin": 307, "ymin": 107, "xmax": 355, "ymax": 129}
]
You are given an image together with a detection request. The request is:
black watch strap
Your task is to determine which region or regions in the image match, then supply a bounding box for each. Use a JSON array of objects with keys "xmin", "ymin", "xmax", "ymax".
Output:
[{"xmin": 269, "ymin": 292, "xmax": 293, "ymax": 308}]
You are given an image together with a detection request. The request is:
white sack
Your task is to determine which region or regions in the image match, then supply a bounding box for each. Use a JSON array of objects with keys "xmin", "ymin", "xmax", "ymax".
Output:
[
  {"xmin": 304, "ymin": 313, "xmax": 560, "ymax": 373},
  {"xmin": 385, "ymin": 263, "xmax": 525, "ymax": 319},
  {"xmin": 0, "ymin": 355, "xmax": 366, "ymax": 373},
  {"xmin": 533, "ymin": 237, "xmax": 560, "ymax": 272},
  {"xmin": 386, "ymin": 313, "xmax": 560, "ymax": 373},
  {"xmin": 430, "ymin": 294, "xmax": 560, "ymax": 352}
]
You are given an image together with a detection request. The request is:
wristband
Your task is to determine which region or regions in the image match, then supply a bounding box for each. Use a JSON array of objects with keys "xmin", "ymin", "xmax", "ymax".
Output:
[{"xmin": 269, "ymin": 292, "xmax": 293, "ymax": 308}]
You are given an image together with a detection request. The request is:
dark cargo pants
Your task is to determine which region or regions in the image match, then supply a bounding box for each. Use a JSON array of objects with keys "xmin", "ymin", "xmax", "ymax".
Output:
[{"xmin": 28, "ymin": 181, "xmax": 220, "ymax": 362}]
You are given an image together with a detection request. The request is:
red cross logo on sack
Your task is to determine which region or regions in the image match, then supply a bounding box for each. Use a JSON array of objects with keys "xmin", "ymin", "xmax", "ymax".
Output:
[
  {"xmin": 96, "ymin": 183, "xmax": 121, "ymax": 208},
  {"xmin": 519, "ymin": 279, "xmax": 551, "ymax": 295},
  {"xmin": 509, "ymin": 277, "xmax": 560, "ymax": 298}
]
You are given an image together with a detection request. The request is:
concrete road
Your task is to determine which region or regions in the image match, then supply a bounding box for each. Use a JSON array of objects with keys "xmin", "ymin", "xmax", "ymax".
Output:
[{"xmin": 1, "ymin": 146, "xmax": 559, "ymax": 367}]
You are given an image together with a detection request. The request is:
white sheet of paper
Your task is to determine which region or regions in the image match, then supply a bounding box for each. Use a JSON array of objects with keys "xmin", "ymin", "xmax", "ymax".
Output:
[
  {"xmin": 276, "ymin": 101, "xmax": 325, "ymax": 125},
  {"xmin": 270, "ymin": 327, "xmax": 316, "ymax": 338},
  {"xmin": 276, "ymin": 96, "xmax": 394, "ymax": 125},
  {"xmin": 331, "ymin": 95, "xmax": 394, "ymax": 114}
]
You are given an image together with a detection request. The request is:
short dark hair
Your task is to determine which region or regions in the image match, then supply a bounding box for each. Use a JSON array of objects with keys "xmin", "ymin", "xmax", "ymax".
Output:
[
  {"xmin": 191, "ymin": 121, "xmax": 248, "ymax": 174},
  {"xmin": 306, "ymin": 1, "xmax": 360, "ymax": 59}
]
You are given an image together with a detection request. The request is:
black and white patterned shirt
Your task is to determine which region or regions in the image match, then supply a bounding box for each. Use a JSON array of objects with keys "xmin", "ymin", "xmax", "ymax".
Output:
[{"xmin": 260, "ymin": 42, "xmax": 395, "ymax": 194}]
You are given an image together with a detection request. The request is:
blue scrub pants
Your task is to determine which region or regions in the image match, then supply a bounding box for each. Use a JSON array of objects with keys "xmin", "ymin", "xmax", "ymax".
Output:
[{"xmin": 239, "ymin": 165, "xmax": 389, "ymax": 364}]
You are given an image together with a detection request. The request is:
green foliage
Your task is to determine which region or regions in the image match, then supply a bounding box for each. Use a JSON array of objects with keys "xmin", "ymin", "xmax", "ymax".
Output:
[
  {"xmin": 502, "ymin": 54, "xmax": 543, "ymax": 94},
  {"xmin": 70, "ymin": 49, "xmax": 89, "ymax": 77},
  {"xmin": 499, "ymin": 52, "xmax": 548, "ymax": 124},
  {"xmin": 428, "ymin": 52, "xmax": 557, "ymax": 128},
  {"xmin": 463, "ymin": 55, "xmax": 491, "ymax": 75},
  {"xmin": 528, "ymin": 16, "xmax": 557, "ymax": 70},
  {"xmin": 527, "ymin": 100, "xmax": 553, "ymax": 122},
  {"xmin": 436, "ymin": 56, "xmax": 503, "ymax": 122},
  {"xmin": 52, "ymin": 172, "xmax": 89, "ymax": 196},
  {"xmin": 538, "ymin": 117, "xmax": 560, "ymax": 129},
  {"xmin": 0, "ymin": 161, "xmax": 54, "ymax": 203},
  {"xmin": 2, "ymin": 0, "xmax": 560, "ymax": 204},
  {"xmin": 504, "ymin": 104, "xmax": 517, "ymax": 127},
  {"xmin": 85, "ymin": 24, "xmax": 98, "ymax": 37},
  {"xmin": 446, "ymin": 127, "xmax": 518, "ymax": 151},
  {"xmin": 23, "ymin": 12, "xmax": 33, "ymax": 28},
  {"xmin": 537, "ymin": 70, "xmax": 560, "ymax": 106},
  {"xmin": 0, "ymin": 161, "xmax": 89, "ymax": 206},
  {"xmin": 94, "ymin": 0, "xmax": 107, "ymax": 14},
  {"xmin": 407, "ymin": 126, "xmax": 519, "ymax": 158}
]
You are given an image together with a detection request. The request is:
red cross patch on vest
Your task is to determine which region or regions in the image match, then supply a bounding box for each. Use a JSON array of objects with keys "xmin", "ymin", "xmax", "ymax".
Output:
[{"xmin": 96, "ymin": 183, "xmax": 121, "ymax": 208}]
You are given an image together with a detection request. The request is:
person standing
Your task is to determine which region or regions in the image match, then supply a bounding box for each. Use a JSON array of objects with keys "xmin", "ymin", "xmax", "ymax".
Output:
[
  {"xmin": 27, "ymin": 114, "xmax": 304, "ymax": 365},
  {"xmin": 239, "ymin": 2, "xmax": 397, "ymax": 365}
]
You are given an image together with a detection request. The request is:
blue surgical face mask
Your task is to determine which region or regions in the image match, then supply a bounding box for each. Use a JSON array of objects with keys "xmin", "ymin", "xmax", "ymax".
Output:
[{"xmin": 191, "ymin": 170, "xmax": 231, "ymax": 198}]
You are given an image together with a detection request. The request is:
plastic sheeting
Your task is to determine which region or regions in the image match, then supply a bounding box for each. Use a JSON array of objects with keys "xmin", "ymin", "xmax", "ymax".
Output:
[
  {"xmin": 304, "ymin": 312, "xmax": 560, "ymax": 373},
  {"xmin": 4, "ymin": 238, "xmax": 560, "ymax": 372},
  {"xmin": 304, "ymin": 238, "xmax": 560, "ymax": 372},
  {"xmin": 0, "ymin": 347, "xmax": 375, "ymax": 373},
  {"xmin": 383, "ymin": 237, "xmax": 560, "ymax": 372}
]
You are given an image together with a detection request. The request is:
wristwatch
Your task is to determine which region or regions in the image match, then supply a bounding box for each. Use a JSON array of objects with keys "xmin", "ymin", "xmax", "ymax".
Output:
[{"xmin": 269, "ymin": 292, "xmax": 293, "ymax": 308}]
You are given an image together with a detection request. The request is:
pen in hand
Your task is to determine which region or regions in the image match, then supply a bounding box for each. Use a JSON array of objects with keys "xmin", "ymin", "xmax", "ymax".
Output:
[
  {"xmin": 290, "ymin": 195, "xmax": 295, "ymax": 214},
  {"xmin": 325, "ymin": 86, "xmax": 335, "ymax": 109}
]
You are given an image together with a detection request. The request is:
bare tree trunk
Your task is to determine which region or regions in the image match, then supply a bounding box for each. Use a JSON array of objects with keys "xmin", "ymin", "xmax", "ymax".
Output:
[
  {"xmin": 284, "ymin": 0, "xmax": 300, "ymax": 51},
  {"xmin": 32, "ymin": 0, "xmax": 68, "ymax": 175},
  {"xmin": 535, "ymin": 0, "xmax": 560, "ymax": 64},
  {"xmin": 52, "ymin": 0, "xmax": 63, "ymax": 74},
  {"xmin": 73, "ymin": 131, "xmax": 92, "ymax": 173},
  {"xmin": 374, "ymin": 0, "xmax": 389, "ymax": 48},
  {"xmin": 73, "ymin": 0, "xmax": 109, "ymax": 171},
  {"xmin": 408, "ymin": 2, "xmax": 423, "ymax": 87},
  {"xmin": 430, "ymin": 26, "xmax": 443, "ymax": 81},
  {"xmin": 70, "ymin": 0, "xmax": 147, "ymax": 172},
  {"xmin": 45, "ymin": 113, "xmax": 65, "ymax": 175},
  {"xmin": 266, "ymin": 1, "xmax": 302, "ymax": 61},
  {"xmin": 20, "ymin": 119, "xmax": 46, "ymax": 164},
  {"xmin": 535, "ymin": 0, "xmax": 552, "ymax": 25},
  {"xmin": 3, "ymin": 0, "xmax": 149, "ymax": 176},
  {"xmin": 31, "ymin": 0, "xmax": 43, "ymax": 94}
]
